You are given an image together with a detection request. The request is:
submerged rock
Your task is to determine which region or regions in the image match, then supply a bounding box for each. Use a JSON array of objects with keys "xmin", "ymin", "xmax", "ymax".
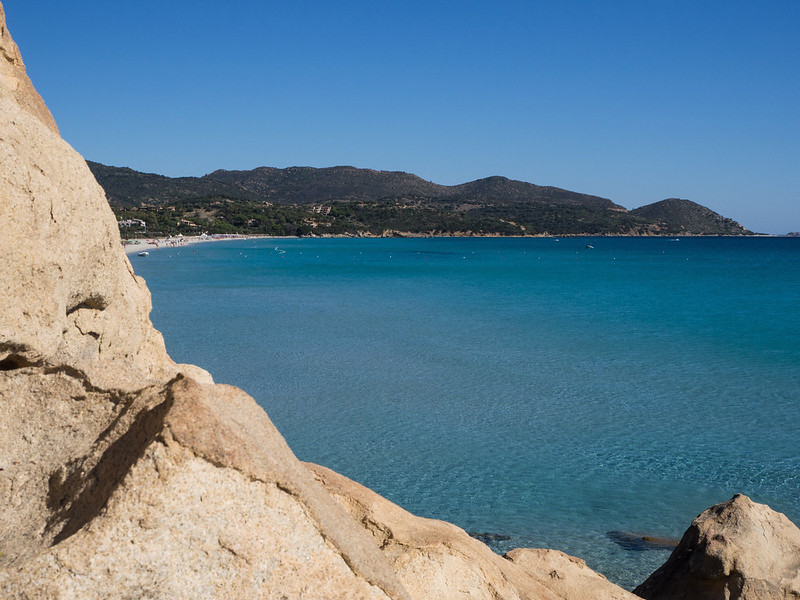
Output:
[
  {"xmin": 634, "ymin": 494, "xmax": 800, "ymax": 600},
  {"xmin": 606, "ymin": 531, "xmax": 679, "ymax": 552},
  {"xmin": 468, "ymin": 531, "xmax": 513, "ymax": 544}
]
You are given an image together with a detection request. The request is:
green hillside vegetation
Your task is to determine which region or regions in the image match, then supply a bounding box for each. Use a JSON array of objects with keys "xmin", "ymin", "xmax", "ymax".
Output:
[{"xmin": 92, "ymin": 162, "xmax": 753, "ymax": 238}]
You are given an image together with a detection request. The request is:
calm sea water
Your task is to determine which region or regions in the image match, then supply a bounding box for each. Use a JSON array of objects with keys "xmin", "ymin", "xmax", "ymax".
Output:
[{"xmin": 133, "ymin": 236, "xmax": 800, "ymax": 589}]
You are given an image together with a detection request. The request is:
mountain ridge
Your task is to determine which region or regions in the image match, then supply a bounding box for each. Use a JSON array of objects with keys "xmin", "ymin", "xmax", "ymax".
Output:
[{"xmin": 88, "ymin": 161, "xmax": 753, "ymax": 237}]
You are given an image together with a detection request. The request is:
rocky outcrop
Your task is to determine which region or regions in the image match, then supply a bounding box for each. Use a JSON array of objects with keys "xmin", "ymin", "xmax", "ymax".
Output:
[
  {"xmin": 634, "ymin": 494, "xmax": 800, "ymax": 600},
  {"xmin": 0, "ymin": 5, "xmax": 409, "ymax": 598},
  {"xmin": 307, "ymin": 463, "xmax": 641, "ymax": 600},
  {"xmin": 0, "ymin": 9, "xmax": 176, "ymax": 392},
  {"xmin": 1, "ymin": 377, "xmax": 409, "ymax": 599}
]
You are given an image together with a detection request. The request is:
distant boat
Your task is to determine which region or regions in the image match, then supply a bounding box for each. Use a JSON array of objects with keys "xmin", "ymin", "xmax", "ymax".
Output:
[
  {"xmin": 586, "ymin": 244, "xmax": 594, "ymax": 249},
  {"xmin": 137, "ymin": 251, "xmax": 149, "ymax": 257}
]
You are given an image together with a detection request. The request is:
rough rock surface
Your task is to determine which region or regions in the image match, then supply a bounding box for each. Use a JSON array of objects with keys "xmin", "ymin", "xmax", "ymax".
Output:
[
  {"xmin": 306, "ymin": 463, "xmax": 559, "ymax": 599},
  {"xmin": 1, "ymin": 377, "xmax": 409, "ymax": 599},
  {"xmin": 634, "ymin": 494, "xmax": 800, "ymax": 600},
  {"xmin": 0, "ymin": 5, "xmax": 409, "ymax": 598},
  {"xmin": 505, "ymin": 549, "xmax": 640, "ymax": 600},
  {"xmin": 0, "ymin": 7, "xmax": 177, "ymax": 393},
  {"xmin": 308, "ymin": 463, "xmax": 641, "ymax": 600}
]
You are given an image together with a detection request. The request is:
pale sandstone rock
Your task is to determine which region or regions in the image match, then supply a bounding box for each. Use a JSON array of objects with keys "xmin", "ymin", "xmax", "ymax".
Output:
[
  {"xmin": 306, "ymin": 463, "xmax": 551, "ymax": 600},
  {"xmin": 0, "ymin": 5, "xmax": 410, "ymax": 598},
  {"xmin": 0, "ymin": 368, "xmax": 120, "ymax": 567},
  {"xmin": 309, "ymin": 462, "xmax": 640, "ymax": 600},
  {"xmin": 0, "ymin": 5, "xmax": 176, "ymax": 392},
  {"xmin": 505, "ymin": 548, "xmax": 640, "ymax": 600},
  {"xmin": 634, "ymin": 494, "xmax": 800, "ymax": 600},
  {"xmin": 176, "ymin": 361, "xmax": 215, "ymax": 384},
  {"xmin": 1, "ymin": 377, "xmax": 409, "ymax": 599}
]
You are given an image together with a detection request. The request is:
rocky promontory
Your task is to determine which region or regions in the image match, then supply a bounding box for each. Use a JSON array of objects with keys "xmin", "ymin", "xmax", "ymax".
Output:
[{"xmin": 0, "ymin": 4, "xmax": 797, "ymax": 598}]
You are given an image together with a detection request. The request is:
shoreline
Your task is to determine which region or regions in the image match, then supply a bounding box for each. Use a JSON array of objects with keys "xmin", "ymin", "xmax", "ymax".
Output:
[
  {"xmin": 121, "ymin": 233, "xmax": 279, "ymax": 254},
  {"xmin": 122, "ymin": 232, "xmax": 784, "ymax": 255}
]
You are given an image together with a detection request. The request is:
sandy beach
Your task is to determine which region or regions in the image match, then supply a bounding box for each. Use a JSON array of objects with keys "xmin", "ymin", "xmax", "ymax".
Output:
[{"xmin": 121, "ymin": 233, "xmax": 256, "ymax": 255}]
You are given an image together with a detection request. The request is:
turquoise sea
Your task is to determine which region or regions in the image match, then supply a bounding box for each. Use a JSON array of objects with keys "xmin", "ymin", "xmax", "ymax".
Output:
[{"xmin": 133, "ymin": 236, "xmax": 800, "ymax": 590}]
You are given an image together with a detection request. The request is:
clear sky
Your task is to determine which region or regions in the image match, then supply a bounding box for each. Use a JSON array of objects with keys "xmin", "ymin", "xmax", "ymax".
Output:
[{"xmin": 5, "ymin": 1, "xmax": 799, "ymax": 233}]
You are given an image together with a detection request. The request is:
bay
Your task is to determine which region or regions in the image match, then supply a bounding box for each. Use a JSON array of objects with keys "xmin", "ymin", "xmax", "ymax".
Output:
[{"xmin": 133, "ymin": 236, "xmax": 800, "ymax": 589}]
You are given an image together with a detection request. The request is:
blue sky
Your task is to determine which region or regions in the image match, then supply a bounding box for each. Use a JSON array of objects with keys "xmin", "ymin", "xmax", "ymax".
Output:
[{"xmin": 6, "ymin": 1, "xmax": 799, "ymax": 233}]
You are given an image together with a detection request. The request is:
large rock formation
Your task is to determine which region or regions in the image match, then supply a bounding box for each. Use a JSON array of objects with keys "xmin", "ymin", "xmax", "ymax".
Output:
[
  {"xmin": 1, "ymin": 376, "xmax": 409, "ymax": 599},
  {"xmin": 0, "ymin": 6, "xmax": 175, "ymax": 393},
  {"xmin": 635, "ymin": 494, "xmax": 800, "ymax": 600},
  {"xmin": 0, "ymin": 6, "xmax": 408, "ymax": 598}
]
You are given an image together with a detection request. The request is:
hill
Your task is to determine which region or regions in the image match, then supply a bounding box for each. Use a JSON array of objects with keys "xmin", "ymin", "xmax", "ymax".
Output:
[
  {"xmin": 629, "ymin": 198, "xmax": 750, "ymax": 235},
  {"xmin": 87, "ymin": 162, "xmax": 753, "ymax": 237},
  {"xmin": 201, "ymin": 165, "xmax": 446, "ymax": 205},
  {"xmin": 88, "ymin": 161, "xmax": 257, "ymax": 205},
  {"xmin": 89, "ymin": 161, "xmax": 619, "ymax": 209}
]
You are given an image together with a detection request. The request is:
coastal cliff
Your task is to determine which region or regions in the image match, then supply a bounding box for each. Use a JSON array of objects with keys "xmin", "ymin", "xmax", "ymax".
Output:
[{"xmin": 0, "ymin": 5, "xmax": 797, "ymax": 599}]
